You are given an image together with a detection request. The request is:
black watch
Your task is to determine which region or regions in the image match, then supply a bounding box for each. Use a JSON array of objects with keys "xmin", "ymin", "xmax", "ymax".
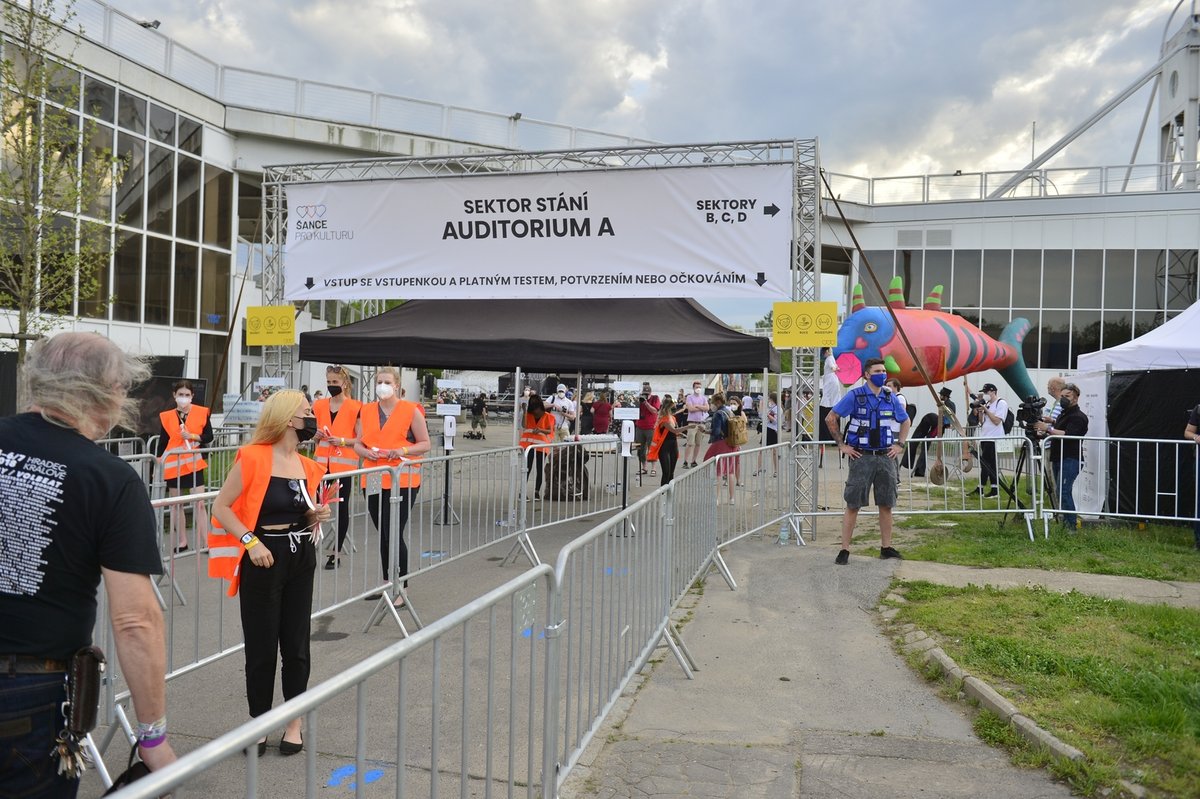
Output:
[{"xmin": 240, "ymin": 532, "xmax": 255, "ymax": 546}]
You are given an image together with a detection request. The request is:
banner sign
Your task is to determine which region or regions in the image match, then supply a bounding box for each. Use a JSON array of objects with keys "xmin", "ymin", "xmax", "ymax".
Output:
[
  {"xmin": 772, "ymin": 301, "xmax": 838, "ymax": 348},
  {"xmin": 246, "ymin": 306, "xmax": 295, "ymax": 346},
  {"xmin": 283, "ymin": 164, "xmax": 793, "ymax": 301}
]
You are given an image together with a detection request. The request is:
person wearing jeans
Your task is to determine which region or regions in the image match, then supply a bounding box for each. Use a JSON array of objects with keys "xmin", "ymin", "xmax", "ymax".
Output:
[{"xmin": 1038, "ymin": 383, "xmax": 1088, "ymax": 530}]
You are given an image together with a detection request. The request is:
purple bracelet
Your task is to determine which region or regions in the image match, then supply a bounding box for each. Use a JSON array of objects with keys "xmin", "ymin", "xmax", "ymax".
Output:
[{"xmin": 138, "ymin": 733, "xmax": 167, "ymax": 749}]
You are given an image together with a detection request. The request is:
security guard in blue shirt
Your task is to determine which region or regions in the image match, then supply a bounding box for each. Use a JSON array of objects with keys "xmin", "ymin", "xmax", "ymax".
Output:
[{"xmin": 825, "ymin": 357, "xmax": 910, "ymax": 565}]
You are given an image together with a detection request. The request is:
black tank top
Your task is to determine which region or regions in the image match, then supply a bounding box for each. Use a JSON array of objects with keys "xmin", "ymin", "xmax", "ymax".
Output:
[{"xmin": 257, "ymin": 475, "xmax": 310, "ymax": 527}]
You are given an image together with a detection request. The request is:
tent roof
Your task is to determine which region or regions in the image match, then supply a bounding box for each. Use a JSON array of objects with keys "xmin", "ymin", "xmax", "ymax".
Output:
[
  {"xmin": 298, "ymin": 298, "xmax": 780, "ymax": 374},
  {"xmin": 1077, "ymin": 301, "xmax": 1200, "ymax": 372}
]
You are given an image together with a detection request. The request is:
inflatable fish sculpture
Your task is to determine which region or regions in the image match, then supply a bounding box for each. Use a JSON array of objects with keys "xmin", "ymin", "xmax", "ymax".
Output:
[{"xmin": 834, "ymin": 277, "xmax": 1038, "ymax": 400}]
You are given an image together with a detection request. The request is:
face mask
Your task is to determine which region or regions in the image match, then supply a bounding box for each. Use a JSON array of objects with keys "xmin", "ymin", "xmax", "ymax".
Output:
[
  {"xmin": 326, "ymin": 385, "xmax": 343, "ymax": 397},
  {"xmin": 1059, "ymin": 397, "xmax": 1072, "ymax": 409},
  {"xmin": 295, "ymin": 416, "xmax": 318, "ymax": 442},
  {"xmin": 376, "ymin": 383, "xmax": 395, "ymax": 400},
  {"xmin": 869, "ymin": 373, "xmax": 887, "ymax": 388},
  {"xmin": 693, "ymin": 387, "xmax": 701, "ymax": 394},
  {"xmin": 175, "ymin": 396, "xmax": 192, "ymax": 410}
]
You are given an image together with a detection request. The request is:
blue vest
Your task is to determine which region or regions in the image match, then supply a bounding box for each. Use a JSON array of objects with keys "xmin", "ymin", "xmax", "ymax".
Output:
[{"xmin": 844, "ymin": 387, "xmax": 898, "ymax": 450}]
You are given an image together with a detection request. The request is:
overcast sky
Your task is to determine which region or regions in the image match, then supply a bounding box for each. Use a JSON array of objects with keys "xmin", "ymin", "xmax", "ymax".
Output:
[{"xmin": 106, "ymin": 0, "xmax": 1184, "ymax": 328}]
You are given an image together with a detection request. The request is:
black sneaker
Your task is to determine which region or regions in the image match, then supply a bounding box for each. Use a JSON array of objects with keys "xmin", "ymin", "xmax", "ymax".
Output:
[
  {"xmin": 880, "ymin": 546, "xmax": 902, "ymax": 560},
  {"xmin": 983, "ymin": 489, "xmax": 999, "ymax": 498},
  {"xmin": 835, "ymin": 549, "xmax": 850, "ymax": 565}
]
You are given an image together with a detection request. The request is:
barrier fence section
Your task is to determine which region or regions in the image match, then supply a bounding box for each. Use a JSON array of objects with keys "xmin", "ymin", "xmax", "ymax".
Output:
[
  {"xmin": 108, "ymin": 566, "xmax": 560, "ymax": 799},
  {"xmin": 520, "ymin": 436, "xmax": 623, "ymax": 536},
  {"xmin": 1072, "ymin": 434, "xmax": 1200, "ymax": 526}
]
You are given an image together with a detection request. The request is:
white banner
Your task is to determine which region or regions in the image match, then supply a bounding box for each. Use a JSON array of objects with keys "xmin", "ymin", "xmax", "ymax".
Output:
[
  {"xmin": 283, "ymin": 164, "xmax": 793, "ymax": 300},
  {"xmin": 1072, "ymin": 369, "xmax": 1108, "ymax": 517}
]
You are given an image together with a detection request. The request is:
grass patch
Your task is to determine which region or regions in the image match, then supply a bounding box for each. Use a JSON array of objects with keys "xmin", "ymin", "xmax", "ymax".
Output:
[
  {"xmin": 895, "ymin": 581, "xmax": 1200, "ymax": 797},
  {"xmin": 891, "ymin": 514, "xmax": 1200, "ymax": 582}
]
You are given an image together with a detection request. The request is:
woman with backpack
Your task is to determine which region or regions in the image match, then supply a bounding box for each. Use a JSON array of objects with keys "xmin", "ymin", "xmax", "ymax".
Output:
[{"xmin": 703, "ymin": 393, "xmax": 740, "ymax": 504}]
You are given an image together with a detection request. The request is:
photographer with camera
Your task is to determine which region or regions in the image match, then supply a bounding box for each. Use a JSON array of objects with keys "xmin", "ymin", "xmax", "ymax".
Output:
[
  {"xmin": 970, "ymin": 382, "xmax": 1007, "ymax": 498},
  {"xmin": 1036, "ymin": 384, "xmax": 1087, "ymax": 529}
]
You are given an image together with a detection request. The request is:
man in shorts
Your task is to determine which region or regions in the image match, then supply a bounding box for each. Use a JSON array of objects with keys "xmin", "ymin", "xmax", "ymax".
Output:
[{"xmin": 825, "ymin": 358, "xmax": 910, "ymax": 565}]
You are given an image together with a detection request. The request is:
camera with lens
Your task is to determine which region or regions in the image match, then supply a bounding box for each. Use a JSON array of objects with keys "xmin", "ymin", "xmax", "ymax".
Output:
[
  {"xmin": 968, "ymin": 393, "xmax": 986, "ymax": 411},
  {"xmin": 1016, "ymin": 394, "xmax": 1046, "ymax": 426}
]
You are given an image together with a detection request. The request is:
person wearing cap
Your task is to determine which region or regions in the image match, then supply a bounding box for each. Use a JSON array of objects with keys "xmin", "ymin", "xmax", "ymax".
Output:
[
  {"xmin": 547, "ymin": 384, "xmax": 577, "ymax": 432},
  {"xmin": 973, "ymin": 382, "xmax": 1008, "ymax": 498}
]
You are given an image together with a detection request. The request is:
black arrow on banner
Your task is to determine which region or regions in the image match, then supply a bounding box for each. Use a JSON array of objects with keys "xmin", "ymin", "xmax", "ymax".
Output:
[
  {"xmin": 304, "ymin": 277, "xmax": 315, "ymax": 290},
  {"xmin": 763, "ymin": 203, "xmax": 780, "ymax": 217},
  {"xmin": 755, "ymin": 272, "xmax": 767, "ymax": 287}
]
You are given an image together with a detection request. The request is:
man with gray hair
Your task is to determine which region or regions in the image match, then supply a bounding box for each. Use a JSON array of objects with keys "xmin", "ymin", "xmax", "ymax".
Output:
[{"xmin": 0, "ymin": 333, "xmax": 175, "ymax": 796}]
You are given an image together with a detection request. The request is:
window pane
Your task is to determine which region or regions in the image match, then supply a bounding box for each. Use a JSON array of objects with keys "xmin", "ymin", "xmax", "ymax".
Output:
[
  {"xmin": 1040, "ymin": 309, "xmax": 1070, "ymax": 370},
  {"xmin": 146, "ymin": 145, "xmax": 173, "ymax": 235},
  {"xmin": 1135, "ymin": 249, "xmax": 1164, "ymax": 311},
  {"xmin": 203, "ymin": 165, "xmax": 233, "ymax": 248},
  {"xmin": 78, "ymin": 220, "xmax": 109, "ymax": 319},
  {"xmin": 923, "ymin": 250, "xmax": 951, "ymax": 304},
  {"xmin": 200, "ymin": 249, "xmax": 229, "ymax": 331},
  {"xmin": 982, "ymin": 250, "xmax": 1011, "ymax": 307},
  {"xmin": 1101, "ymin": 309, "xmax": 1133, "ymax": 349},
  {"xmin": 1104, "ymin": 250, "xmax": 1134, "ymax": 308},
  {"xmin": 118, "ymin": 92, "xmax": 146, "ymax": 134},
  {"xmin": 199, "ymin": 333, "xmax": 226, "ymax": 399},
  {"xmin": 178, "ymin": 117, "xmax": 202, "ymax": 155},
  {"xmin": 46, "ymin": 63, "xmax": 79, "ymax": 109},
  {"xmin": 1073, "ymin": 250, "xmax": 1103, "ymax": 308},
  {"xmin": 176, "ymin": 154, "xmax": 201, "ymax": 242},
  {"xmin": 951, "ymin": 250, "xmax": 981, "ymax": 310},
  {"xmin": 83, "ymin": 76, "xmax": 115, "ymax": 122},
  {"xmin": 81, "ymin": 121, "xmax": 114, "ymax": 221},
  {"xmin": 145, "ymin": 235, "xmax": 170, "ymax": 325},
  {"xmin": 1042, "ymin": 250, "xmax": 1071, "ymax": 307},
  {"xmin": 1013, "ymin": 309, "xmax": 1039, "ymax": 368},
  {"xmin": 149, "ymin": 103, "xmax": 175, "ymax": 145},
  {"xmin": 115, "ymin": 133, "xmax": 145, "ymax": 229},
  {"xmin": 1133, "ymin": 309, "xmax": 1161, "ymax": 337},
  {"xmin": 1011, "ymin": 250, "xmax": 1040, "ymax": 307},
  {"xmin": 978, "ymin": 309, "xmax": 1008, "ymax": 342},
  {"xmin": 173, "ymin": 242, "xmax": 197, "ymax": 328},
  {"xmin": 860, "ymin": 251, "xmax": 893, "ymax": 307},
  {"xmin": 1071, "ymin": 309, "xmax": 1101, "ymax": 367},
  {"xmin": 896, "ymin": 249, "xmax": 922, "ymax": 305},
  {"xmin": 112, "ymin": 231, "xmax": 141, "ymax": 322},
  {"xmin": 1166, "ymin": 249, "xmax": 1198, "ymax": 314}
]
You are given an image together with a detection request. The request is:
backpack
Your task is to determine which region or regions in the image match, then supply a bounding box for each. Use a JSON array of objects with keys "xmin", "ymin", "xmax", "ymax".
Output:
[
  {"xmin": 725, "ymin": 411, "xmax": 748, "ymax": 447},
  {"xmin": 471, "ymin": 396, "xmax": 486, "ymax": 415},
  {"xmin": 1003, "ymin": 408, "xmax": 1015, "ymax": 435}
]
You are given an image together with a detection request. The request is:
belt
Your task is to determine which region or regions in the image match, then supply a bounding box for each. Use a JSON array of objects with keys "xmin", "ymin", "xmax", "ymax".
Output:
[
  {"xmin": 853, "ymin": 448, "xmax": 891, "ymax": 455},
  {"xmin": 0, "ymin": 654, "xmax": 68, "ymax": 675}
]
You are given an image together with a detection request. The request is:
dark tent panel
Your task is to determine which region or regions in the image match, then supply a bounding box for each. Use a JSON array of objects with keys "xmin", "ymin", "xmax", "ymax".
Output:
[{"xmin": 298, "ymin": 298, "xmax": 781, "ymax": 373}]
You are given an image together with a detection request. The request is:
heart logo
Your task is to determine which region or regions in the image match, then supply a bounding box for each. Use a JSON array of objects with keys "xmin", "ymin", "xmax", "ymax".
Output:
[{"xmin": 295, "ymin": 204, "xmax": 327, "ymax": 219}]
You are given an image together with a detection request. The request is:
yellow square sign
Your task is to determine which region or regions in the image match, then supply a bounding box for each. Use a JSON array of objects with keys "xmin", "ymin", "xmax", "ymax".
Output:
[
  {"xmin": 246, "ymin": 306, "xmax": 295, "ymax": 346},
  {"xmin": 772, "ymin": 301, "xmax": 838, "ymax": 348}
]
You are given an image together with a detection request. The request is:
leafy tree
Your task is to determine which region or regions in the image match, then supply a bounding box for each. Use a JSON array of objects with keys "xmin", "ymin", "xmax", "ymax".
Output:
[{"xmin": 0, "ymin": 0, "xmax": 118, "ymax": 365}]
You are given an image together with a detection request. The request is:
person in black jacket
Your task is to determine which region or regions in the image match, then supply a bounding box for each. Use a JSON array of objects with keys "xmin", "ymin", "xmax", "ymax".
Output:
[{"xmin": 1037, "ymin": 383, "xmax": 1088, "ymax": 530}]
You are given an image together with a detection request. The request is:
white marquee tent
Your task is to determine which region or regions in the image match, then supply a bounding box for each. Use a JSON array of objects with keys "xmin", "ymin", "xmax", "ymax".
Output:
[{"xmin": 1077, "ymin": 301, "xmax": 1200, "ymax": 371}]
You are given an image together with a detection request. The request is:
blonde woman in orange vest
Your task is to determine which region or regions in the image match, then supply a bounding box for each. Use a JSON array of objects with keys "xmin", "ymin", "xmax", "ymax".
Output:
[
  {"xmin": 155, "ymin": 380, "xmax": 213, "ymax": 553},
  {"xmin": 520, "ymin": 393, "xmax": 557, "ymax": 499},
  {"xmin": 312, "ymin": 365, "xmax": 362, "ymax": 570},
  {"xmin": 352, "ymin": 366, "xmax": 430, "ymax": 608},
  {"xmin": 210, "ymin": 389, "xmax": 329, "ymax": 756}
]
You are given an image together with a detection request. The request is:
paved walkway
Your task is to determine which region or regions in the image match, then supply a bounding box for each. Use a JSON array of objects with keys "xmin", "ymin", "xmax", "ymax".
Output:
[{"xmin": 561, "ymin": 535, "xmax": 1200, "ymax": 798}]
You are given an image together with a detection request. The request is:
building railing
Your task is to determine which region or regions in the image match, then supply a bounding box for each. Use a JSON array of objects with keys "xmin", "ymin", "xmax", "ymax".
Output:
[
  {"xmin": 825, "ymin": 161, "xmax": 1200, "ymax": 206},
  {"xmin": 75, "ymin": 0, "xmax": 656, "ymax": 152}
]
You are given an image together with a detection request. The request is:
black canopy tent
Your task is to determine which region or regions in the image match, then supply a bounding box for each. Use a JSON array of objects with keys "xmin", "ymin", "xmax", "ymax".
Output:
[{"xmin": 298, "ymin": 298, "xmax": 780, "ymax": 373}]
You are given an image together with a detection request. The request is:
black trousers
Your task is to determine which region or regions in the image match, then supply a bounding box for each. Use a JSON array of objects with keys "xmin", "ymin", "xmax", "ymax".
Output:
[
  {"xmin": 330, "ymin": 476, "xmax": 354, "ymax": 553},
  {"xmin": 659, "ymin": 439, "xmax": 679, "ymax": 485},
  {"xmin": 525, "ymin": 449, "xmax": 545, "ymax": 494},
  {"xmin": 367, "ymin": 486, "xmax": 417, "ymax": 582},
  {"xmin": 239, "ymin": 534, "xmax": 316, "ymax": 718},
  {"xmin": 979, "ymin": 440, "xmax": 999, "ymax": 488}
]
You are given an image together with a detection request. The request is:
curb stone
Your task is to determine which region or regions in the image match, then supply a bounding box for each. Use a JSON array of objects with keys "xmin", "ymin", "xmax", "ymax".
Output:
[{"xmin": 880, "ymin": 601, "xmax": 1086, "ymax": 764}]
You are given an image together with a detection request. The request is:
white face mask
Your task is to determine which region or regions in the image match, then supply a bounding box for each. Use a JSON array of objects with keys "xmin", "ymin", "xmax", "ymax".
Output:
[
  {"xmin": 175, "ymin": 396, "xmax": 192, "ymax": 410},
  {"xmin": 375, "ymin": 383, "xmax": 395, "ymax": 400},
  {"xmin": 693, "ymin": 387, "xmax": 702, "ymax": 394}
]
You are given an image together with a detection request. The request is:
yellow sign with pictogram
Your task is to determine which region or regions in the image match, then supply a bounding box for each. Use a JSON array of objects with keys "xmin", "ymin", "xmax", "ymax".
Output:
[
  {"xmin": 772, "ymin": 301, "xmax": 838, "ymax": 348},
  {"xmin": 246, "ymin": 306, "xmax": 295, "ymax": 346}
]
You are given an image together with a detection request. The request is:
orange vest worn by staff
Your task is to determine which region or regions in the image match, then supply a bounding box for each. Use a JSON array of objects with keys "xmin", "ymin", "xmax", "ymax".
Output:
[
  {"xmin": 646, "ymin": 419, "xmax": 670, "ymax": 462},
  {"xmin": 160, "ymin": 405, "xmax": 210, "ymax": 481},
  {"xmin": 358, "ymin": 400, "xmax": 423, "ymax": 490},
  {"xmin": 313, "ymin": 397, "xmax": 362, "ymax": 473},
  {"xmin": 519, "ymin": 412, "xmax": 556, "ymax": 453},
  {"xmin": 208, "ymin": 443, "xmax": 325, "ymax": 597}
]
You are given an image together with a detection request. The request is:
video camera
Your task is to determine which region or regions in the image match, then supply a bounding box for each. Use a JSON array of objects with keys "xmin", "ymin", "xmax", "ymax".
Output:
[
  {"xmin": 968, "ymin": 393, "xmax": 987, "ymax": 411},
  {"xmin": 1016, "ymin": 394, "xmax": 1046, "ymax": 427}
]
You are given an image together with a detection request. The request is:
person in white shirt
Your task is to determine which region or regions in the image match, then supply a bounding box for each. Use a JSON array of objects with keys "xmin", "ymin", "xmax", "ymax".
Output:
[
  {"xmin": 546, "ymin": 384, "xmax": 577, "ymax": 432},
  {"xmin": 819, "ymin": 348, "xmax": 843, "ymax": 444},
  {"xmin": 682, "ymin": 380, "xmax": 710, "ymax": 468},
  {"xmin": 973, "ymin": 382, "xmax": 1008, "ymax": 497}
]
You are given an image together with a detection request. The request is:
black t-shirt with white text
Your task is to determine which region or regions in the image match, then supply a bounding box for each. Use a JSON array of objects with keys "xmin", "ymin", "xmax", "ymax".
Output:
[{"xmin": 0, "ymin": 413, "xmax": 162, "ymax": 659}]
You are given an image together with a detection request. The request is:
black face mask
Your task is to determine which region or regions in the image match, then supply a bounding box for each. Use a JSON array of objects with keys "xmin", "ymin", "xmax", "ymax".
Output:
[
  {"xmin": 326, "ymin": 385, "xmax": 343, "ymax": 397},
  {"xmin": 295, "ymin": 417, "xmax": 318, "ymax": 442},
  {"xmin": 1059, "ymin": 398, "xmax": 1072, "ymax": 409}
]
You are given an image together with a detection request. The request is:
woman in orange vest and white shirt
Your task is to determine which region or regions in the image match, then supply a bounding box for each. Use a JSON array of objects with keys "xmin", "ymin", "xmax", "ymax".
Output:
[
  {"xmin": 353, "ymin": 367, "xmax": 430, "ymax": 608},
  {"xmin": 210, "ymin": 390, "xmax": 330, "ymax": 756},
  {"xmin": 520, "ymin": 393, "xmax": 557, "ymax": 500},
  {"xmin": 156, "ymin": 380, "xmax": 214, "ymax": 553},
  {"xmin": 312, "ymin": 365, "xmax": 361, "ymax": 570}
]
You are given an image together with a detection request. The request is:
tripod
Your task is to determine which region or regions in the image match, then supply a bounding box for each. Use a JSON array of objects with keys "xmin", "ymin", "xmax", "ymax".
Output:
[{"xmin": 999, "ymin": 430, "xmax": 1043, "ymax": 539}]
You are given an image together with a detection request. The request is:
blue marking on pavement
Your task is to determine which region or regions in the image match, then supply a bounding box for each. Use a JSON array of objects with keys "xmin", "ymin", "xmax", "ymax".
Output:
[
  {"xmin": 519, "ymin": 627, "xmax": 546, "ymax": 640},
  {"xmin": 329, "ymin": 764, "xmax": 385, "ymax": 790},
  {"xmin": 420, "ymin": 550, "xmax": 448, "ymax": 560},
  {"xmin": 603, "ymin": 566, "xmax": 630, "ymax": 576}
]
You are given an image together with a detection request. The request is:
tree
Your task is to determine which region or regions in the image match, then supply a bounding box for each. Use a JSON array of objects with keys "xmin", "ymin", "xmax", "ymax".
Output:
[{"xmin": 0, "ymin": 0, "xmax": 118, "ymax": 366}]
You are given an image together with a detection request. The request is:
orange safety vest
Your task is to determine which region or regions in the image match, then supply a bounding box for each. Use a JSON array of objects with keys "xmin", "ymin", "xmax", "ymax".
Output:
[
  {"xmin": 358, "ymin": 400, "xmax": 423, "ymax": 490},
  {"xmin": 160, "ymin": 406, "xmax": 210, "ymax": 480},
  {"xmin": 208, "ymin": 444, "xmax": 325, "ymax": 597},
  {"xmin": 646, "ymin": 419, "xmax": 671, "ymax": 462},
  {"xmin": 313, "ymin": 397, "xmax": 362, "ymax": 473},
  {"xmin": 519, "ymin": 411, "xmax": 556, "ymax": 454}
]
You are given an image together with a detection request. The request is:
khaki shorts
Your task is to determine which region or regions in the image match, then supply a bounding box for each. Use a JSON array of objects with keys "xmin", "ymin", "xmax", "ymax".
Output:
[
  {"xmin": 685, "ymin": 424, "xmax": 705, "ymax": 448},
  {"xmin": 843, "ymin": 452, "xmax": 898, "ymax": 509}
]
